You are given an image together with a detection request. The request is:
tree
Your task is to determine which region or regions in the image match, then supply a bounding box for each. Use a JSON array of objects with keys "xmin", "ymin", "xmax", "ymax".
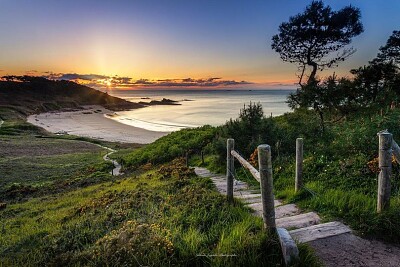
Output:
[
  {"xmin": 351, "ymin": 30, "xmax": 400, "ymax": 107},
  {"xmin": 287, "ymin": 74, "xmax": 356, "ymax": 131},
  {"xmin": 271, "ymin": 1, "xmax": 363, "ymax": 86},
  {"xmin": 374, "ymin": 30, "xmax": 400, "ymax": 66},
  {"xmin": 350, "ymin": 63, "xmax": 398, "ymax": 105},
  {"xmin": 222, "ymin": 102, "xmax": 276, "ymax": 156}
]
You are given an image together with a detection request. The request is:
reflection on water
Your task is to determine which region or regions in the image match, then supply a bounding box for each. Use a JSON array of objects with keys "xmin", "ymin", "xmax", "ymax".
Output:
[{"xmin": 108, "ymin": 89, "xmax": 294, "ymax": 132}]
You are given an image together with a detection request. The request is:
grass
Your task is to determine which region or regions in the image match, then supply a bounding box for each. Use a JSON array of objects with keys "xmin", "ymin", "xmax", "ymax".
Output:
[
  {"xmin": 270, "ymin": 110, "xmax": 400, "ymax": 244},
  {"xmin": 184, "ymin": 107, "xmax": 400, "ymax": 245},
  {"xmin": 0, "ymin": 137, "xmax": 107, "ymax": 187},
  {"xmin": 0, "ymin": 158, "xmax": 321, "ymax": 266},
  {"xmin": 0, "ymin": 127, "xmax": 114, "ymax": 202},
  {"xmin": 0, "ymin": 108, "xmax": 142, "ymax": 202}
]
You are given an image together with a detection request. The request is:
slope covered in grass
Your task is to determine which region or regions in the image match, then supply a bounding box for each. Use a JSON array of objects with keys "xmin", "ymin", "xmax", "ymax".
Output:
[{"xmin": 0, "ymin": 158, "xmax": 320, "ymax": 266}]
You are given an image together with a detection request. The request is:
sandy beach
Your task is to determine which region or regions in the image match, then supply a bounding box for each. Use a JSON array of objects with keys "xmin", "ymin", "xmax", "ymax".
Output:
[{"xmin": 27, "ymin": 106, "xmax": 168, "ymax": 144}]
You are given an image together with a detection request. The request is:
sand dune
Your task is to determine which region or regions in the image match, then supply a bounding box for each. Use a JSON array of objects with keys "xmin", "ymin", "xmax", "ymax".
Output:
[{"xmin": 27, "ymin": 106, "xmax": 168, "ymax": 144}]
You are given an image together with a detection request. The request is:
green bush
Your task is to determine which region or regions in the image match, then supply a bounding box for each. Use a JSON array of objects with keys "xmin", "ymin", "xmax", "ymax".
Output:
[{"xmin": 125, "ymin": 125, "xmax": 216, "ymax": 168}]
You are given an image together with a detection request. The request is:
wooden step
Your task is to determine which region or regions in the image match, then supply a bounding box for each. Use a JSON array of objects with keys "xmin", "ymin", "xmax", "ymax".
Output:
[
  {"xmin": 275, "ymin": 204, "xmax": 300, "ymax": 219},
  {"xmin": 289, "ymin": 221, "xmax": 351, "ymax": 243},
  {"xmin": 246, "ymin": 200, "xmax": 282, "ymax": 210},
  {"xmin": 249, "ymin": 203, "xmax": 299, "ymax": 218},
  {"xmin": 242, "ymin": 197, "xmax": 263, "ymax": 204},
  {"xmin": 236, "ymin": 193, "xmax": 262, "ymax": 199},
  {"xmin": 276, "ymin": 212, "xmax": 320, "ymax": 229}
]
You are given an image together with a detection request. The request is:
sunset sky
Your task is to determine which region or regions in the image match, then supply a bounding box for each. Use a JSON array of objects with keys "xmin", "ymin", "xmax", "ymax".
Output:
[{"xmin": 1, "ymin": 0, "xmax": 399, "ymax": 89}]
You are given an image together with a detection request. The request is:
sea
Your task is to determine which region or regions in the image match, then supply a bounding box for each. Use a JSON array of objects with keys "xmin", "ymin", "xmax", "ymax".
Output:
[{"xmin": 108, "ymin": 89, "xmax": 294, "ymax": 132}]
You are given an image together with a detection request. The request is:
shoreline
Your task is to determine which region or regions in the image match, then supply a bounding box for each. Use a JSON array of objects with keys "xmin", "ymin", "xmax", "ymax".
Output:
[{"xmin": 27, "ymin": 105, "xmax": 169, "ymax": 144}]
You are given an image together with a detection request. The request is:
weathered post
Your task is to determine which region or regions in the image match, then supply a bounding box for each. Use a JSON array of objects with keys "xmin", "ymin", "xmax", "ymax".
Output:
[
  {"xmin": 185, "ymin": 151, "xmax": 189, "ymax": 167},
  {"xmin": 226, "ymin": 139, "xmax": 235, "ymax": 202},
  {"xmin": 258, "ymin": 144, "xmax": 276, "ymax": 230},
  {"xmin": 295, "ymin": 138, "xmax": 303, "ymax": 192},
  {"xmin": 201, "ymin": 150, "xmax": 205, "ymax": 165},
  {"xmin": 377, "ymin": 131, "xmax": 392, "ymax": 213}
]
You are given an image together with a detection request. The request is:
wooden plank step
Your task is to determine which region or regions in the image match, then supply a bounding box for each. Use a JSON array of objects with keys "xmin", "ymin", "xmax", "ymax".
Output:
[
  {"xmin": 289, "ymin": 221, "xmax": 351, "ymax": 243},
  {"xmin": 242, "ymin": 197, "xmax": 264, "ymax": 204},
  {"xmin": 249, "ymin": 203, "xmax": 299, "ymax": 218},
  {"xmin": 246, "ymin": 200, "xmax": 282, "ymax": 211},
  {"xmin": 275, "ymin": 204, "xmax": 300, "ymax": 219},
  {"xmin": 236, "ymin": 193, "xmax": 262, "ymax": 199},
  {"xmin": 276, "ymin": 212, "xmax": 320, "ymax": 229}
]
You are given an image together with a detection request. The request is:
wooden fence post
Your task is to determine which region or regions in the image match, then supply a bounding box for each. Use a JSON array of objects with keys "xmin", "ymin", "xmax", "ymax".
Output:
[
  {"xmin": 185, "ymin": 151, "xmax": 189, "ymax": 167},
  {"xmin": 227, "ymin": 139, "xmax": 235, "ymax": 202},
  {"xmin": 258, "ymin": 144, "xmax": 276, "ymax": 230},
  {"xmin": 295, "ymin": 138, "xmax": 303, "ymax": 192},
  {"xmin": 377, "ymin": 131, "xmax": 392, "ymax": 213},
  {"xmin": 201, "ymin": 150, "xmax": 204, "ymax": 165}
]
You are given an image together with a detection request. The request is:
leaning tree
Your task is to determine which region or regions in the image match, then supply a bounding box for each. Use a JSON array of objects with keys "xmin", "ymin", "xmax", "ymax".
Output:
[{"xmin": 271, "ymin": 1, "xmax": 363, "ymax": 86}]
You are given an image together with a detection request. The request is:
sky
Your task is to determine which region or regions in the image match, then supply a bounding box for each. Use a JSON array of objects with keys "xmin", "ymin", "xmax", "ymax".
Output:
[{"xmin": 0, "ymin": 0, "xmax": 399, "ymax": 89}]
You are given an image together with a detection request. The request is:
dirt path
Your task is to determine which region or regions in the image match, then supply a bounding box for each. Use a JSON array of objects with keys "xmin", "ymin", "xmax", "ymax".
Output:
[
  {"xmin": 194, "ymin": 167, "xmax": 400, "ymax": 267},
  {"xmin": 309, "ymin": 233, "xmax": 400, "ymax": 267}
]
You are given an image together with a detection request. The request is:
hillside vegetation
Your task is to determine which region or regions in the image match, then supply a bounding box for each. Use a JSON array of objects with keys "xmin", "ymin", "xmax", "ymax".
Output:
[
  {"xmin": 0, "ymin": 76, "xmax": 143, "ymax": 114},
  {"xmin": 0, "ymin": 109, "xmax": 320, "ymax": 266},
  {"xmin": 115, "ymin": 103, "xmax": 400, "ymax": 245}
]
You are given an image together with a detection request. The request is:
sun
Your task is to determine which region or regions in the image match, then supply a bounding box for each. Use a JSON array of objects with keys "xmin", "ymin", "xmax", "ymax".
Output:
[{"xmin": 106, "ymin": 80, "xmax": 112, "ymax": 87}]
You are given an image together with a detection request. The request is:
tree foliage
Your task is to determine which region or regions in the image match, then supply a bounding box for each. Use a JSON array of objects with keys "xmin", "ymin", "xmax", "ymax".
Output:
[
  {"xmin": 221, "ymin": 102, "xmax": 276, "ymax": 156},
  {"xmin": 287, "ymin": 30, "xmax": 400, "ymax": 130},
  {"xmin": 271, "ymin": 1, "xmax": 363, "ymax": 85},
  {"xmin": 350, "ymin": 62, "xmax": 399, "ymax": 106},
  {"xmin": 375, "ymin": 30, "xmax": 400, "ymax": 65}
]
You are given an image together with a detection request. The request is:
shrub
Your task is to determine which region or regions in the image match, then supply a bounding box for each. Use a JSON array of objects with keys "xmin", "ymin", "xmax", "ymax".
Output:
[{"xmin": 91, "ymin": 221, "xmax": 174, "ymax": 266}]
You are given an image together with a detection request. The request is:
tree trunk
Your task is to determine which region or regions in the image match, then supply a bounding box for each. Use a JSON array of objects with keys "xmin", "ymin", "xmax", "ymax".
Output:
[{"xmin": 307, "ymin": 61, "xmax": 318, "ymax": 84}]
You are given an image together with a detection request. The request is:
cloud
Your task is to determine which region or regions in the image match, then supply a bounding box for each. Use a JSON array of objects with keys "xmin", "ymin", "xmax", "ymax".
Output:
[
  {"xmin": 137, "ymin": 77, "xmax": 251, "ymax": 88},
  {"xmin": 44, "ymin": 73, "xmax": 109, "ymax": 81},
  {"xmin": 25, "ymin": 70, "xmax": 38, "ymax": 75},
  {"xmin": 40, "ymin": 72, "xmax": 254, "ymax": 88}
]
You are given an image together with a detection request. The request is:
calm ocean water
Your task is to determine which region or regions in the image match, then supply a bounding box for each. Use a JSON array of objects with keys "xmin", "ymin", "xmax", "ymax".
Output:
[{"xmin": 108, "ymin": 89, "xmax": 294, "ymax": 132}]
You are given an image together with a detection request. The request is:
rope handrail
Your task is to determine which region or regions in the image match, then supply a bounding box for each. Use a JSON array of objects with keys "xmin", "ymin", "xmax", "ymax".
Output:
[
  {"xmin": 230, "ymin": 150, "xmax": 260, "ymax": 183},
  {"xmin": 392, "ymin": 139, "xmax": 400, "ymax": 164}
]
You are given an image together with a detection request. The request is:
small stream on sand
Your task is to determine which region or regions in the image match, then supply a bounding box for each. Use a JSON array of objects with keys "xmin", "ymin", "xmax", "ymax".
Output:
[
  {"xmin": 91, "ymin": 143, "xmax": 122, "ymax": 176},
  {"xmin": 75, "ymin": 141, "xmax": 123, "ymax": 176},
  {"xmin": 101, "ymin": 147, "xmax": 123, "ymax": 176}
]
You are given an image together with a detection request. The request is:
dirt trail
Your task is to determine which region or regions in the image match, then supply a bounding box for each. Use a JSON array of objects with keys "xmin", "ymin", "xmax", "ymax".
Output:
[{"xmin": 310, "ymin": 233, "xmax": 400, "ymax": 267}]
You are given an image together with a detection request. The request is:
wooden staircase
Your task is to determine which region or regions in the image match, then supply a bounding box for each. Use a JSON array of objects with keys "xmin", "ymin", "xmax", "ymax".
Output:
[{"xmin": 194, "ymin": 167, "xmax": 351, "ymax": 244}]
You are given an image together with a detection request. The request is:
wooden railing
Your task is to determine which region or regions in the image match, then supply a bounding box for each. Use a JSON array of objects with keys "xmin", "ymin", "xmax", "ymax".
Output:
[
  {"xmin": 226, "ymin": 138, "xmax": 299, "ymax": 265},
  {"xmin": 295, "ymin": 138, "xmax": 303, "ymax": 192},
  {"xmin": 226, "ymin": 138, "xmax": 276, "ymax": 230},
  {"xmin": 377, "ymin": 130, "xmax": 400, "ymax": 212}
]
